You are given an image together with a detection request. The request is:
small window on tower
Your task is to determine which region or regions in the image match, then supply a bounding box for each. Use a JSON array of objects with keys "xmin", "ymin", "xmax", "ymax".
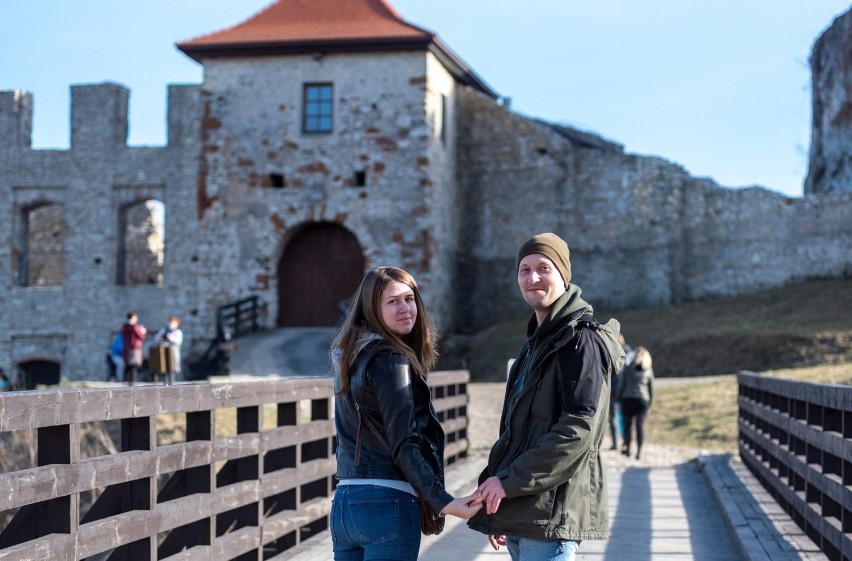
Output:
[
  {"xmin": 303, "ymin": 83, "xmax": 333, "ymax": 134},
  {"xmin": 354, "ymin": 170, "xmax": 367, "ymax": 187},
  {"xmin": 270, "ymin": 173, "xmax": 286, "ymax": 188}
]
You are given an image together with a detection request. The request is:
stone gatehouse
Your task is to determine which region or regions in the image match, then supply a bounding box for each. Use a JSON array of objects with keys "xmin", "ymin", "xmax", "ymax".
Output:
[{"xmin": 1, "ymin": 0, "xmax": 850, "ymax": 384}]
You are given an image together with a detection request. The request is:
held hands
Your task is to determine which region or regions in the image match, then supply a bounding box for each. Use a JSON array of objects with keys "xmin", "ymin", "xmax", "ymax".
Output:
[
  {"xmin": 439, "ymin": 491, "xmax": 483, "ymax": 520},
  {"xmin": 488, "ymin": 534, "xmax": 507, "ymax": 551},
  {"xmin": 475, "ymin": 476, "xmax": 507, "ymax": 515}
]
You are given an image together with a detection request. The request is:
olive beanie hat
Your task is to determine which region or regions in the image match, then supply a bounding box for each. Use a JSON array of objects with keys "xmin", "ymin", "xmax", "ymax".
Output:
[{"xmin": 516, "ymin": 232, "xmax": 572, "ymax": 287}]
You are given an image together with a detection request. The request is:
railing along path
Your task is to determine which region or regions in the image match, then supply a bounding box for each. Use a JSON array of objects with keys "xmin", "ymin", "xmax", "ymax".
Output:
[
  {"xmin": 0, "ymin": 371, "xmax": 469, "ymax": 561},
  {"xmin": 739, "ymin": 370, "xmax": 852, "ymax": 561}
]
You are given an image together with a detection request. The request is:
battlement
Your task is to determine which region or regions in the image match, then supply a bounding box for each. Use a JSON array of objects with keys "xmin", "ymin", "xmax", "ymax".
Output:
[
  {"xmin": 71, "ymin": 82, "xmax": 129, "ymax": 149},
  {"xmin": 0, "ymin": 82, "xmax": 201, "ymax": 152},
  {"xmin": 0, "ymin": 90, "xmax": 33, "ymax": 149}
]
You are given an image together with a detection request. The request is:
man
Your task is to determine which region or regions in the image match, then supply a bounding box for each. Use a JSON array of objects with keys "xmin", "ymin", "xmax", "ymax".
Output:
[{"xmin": 468, "ymin": 232, "xmax": 625, "ymax": 561}]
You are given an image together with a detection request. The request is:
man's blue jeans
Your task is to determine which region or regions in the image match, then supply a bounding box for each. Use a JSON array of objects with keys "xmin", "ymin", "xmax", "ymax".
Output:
[
  {"xmin": 331, "ymin": 484, "xmax": 421, "ymax": 560},
  {"xmin": 506, "ymin": 536, "xmax": 581, "ymax": 561}
]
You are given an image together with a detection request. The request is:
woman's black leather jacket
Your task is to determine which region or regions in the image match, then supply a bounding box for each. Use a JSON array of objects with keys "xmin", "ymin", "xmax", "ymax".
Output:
[{"xmin": 335, "ymin": 343, "xmax": 453, "ymax": 515}]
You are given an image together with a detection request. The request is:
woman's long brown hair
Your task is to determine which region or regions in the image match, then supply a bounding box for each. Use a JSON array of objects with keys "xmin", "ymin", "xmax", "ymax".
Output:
[{"xmin": 333, "ymin": 267, "xmax": 438, "ymax": 395}]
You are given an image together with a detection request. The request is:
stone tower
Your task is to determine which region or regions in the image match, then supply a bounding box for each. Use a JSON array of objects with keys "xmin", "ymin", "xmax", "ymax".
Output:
[{"xmin": 177, "ymin": 0, "xmax": 497, "ymax": 331}]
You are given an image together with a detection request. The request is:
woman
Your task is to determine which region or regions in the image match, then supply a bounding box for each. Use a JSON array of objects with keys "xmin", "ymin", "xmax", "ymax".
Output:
[
  {"xmin": 330, "ymin": 266, "xmax": 481, "ymax": 560},
  {"xmin": 615, "ymin": 346, "xmax": 654, "ymax": 460},
  {"xmin": 121, "ymin": 312, "xmax": 147, "ymax": 385}
]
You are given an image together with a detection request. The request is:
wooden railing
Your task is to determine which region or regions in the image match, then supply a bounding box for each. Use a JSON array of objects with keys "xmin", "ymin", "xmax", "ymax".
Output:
[
  {"xmin": 189, "ymin": 296, "xmax": 266, "ymax": 379},
  {"xmin": 738, "ymin": 370, "xmax": 852, "ymax": 561},
  {"xmin": 0, "ymin": 371, "xmax": 469, "ymax": 561}
]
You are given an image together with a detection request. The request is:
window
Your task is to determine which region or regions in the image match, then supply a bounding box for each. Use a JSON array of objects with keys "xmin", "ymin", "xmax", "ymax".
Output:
[
  {"xmin": 303, "ymin": 83, "xmax": 333, "ymax": 133},
  {"xmin": 19, "ymin": 202, "xmax": 64, "ymax": 287},
  {"xmin": 118, "ymin": 199, "xmax": 165, "ymax": 286}
]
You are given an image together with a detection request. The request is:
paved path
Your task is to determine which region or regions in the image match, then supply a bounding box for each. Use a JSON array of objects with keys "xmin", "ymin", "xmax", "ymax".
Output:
[
  {"xmin": 289, "ymin": 452, "xmax": 826, "ymax": 561},
  {"xmin": 227, "ymin": 329, "xmax": 827, "ymax": 561},
  {"xmin": 227, "ymin": 327, "xmax": 335, "ymax": 377}
]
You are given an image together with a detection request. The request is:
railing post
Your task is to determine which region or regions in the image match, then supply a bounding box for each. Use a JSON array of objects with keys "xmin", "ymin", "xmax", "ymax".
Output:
[{"xmin": 37, "ymin": 423, "xmax": 80, "ymax": 536}]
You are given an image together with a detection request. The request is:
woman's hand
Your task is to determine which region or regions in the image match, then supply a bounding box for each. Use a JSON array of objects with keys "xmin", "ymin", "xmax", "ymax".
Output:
[{"xmin": 439, "ymin": 492, "xmax": 483, "ymax": 519}]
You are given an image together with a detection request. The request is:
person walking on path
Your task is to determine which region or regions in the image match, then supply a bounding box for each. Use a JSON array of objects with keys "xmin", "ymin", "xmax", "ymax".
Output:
[
  {"xmin": 121, "ymin": 312, "xmax": 147, "ymax": 385},
  {"xmin": 609, "ymin": 334, "xmax": 635, "ymax": 450},
  {"xmin": 615, "ymin": 346, "xmax": 655, "ymax": 460},
  {"xmin": 330, "ymin": 266, "xmax": 481, "ymax": 560},
  {"xmin": 467, "ymin": 233, "xmax": 625, "ymax": 561}
]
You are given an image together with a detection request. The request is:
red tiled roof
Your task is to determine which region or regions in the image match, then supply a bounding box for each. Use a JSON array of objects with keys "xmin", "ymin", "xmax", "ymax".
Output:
[
  {"xmin": 178, "ymin": 0, "xmax": 433, "ymax": 53},
  {"xmin": 177, "ymin": 0, "xmax": 497, "ymax": 98}
]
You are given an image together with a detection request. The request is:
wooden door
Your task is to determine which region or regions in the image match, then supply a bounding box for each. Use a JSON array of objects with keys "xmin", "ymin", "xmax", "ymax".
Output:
[{"xmin": 277, "ymin": 224, "xmax": 364, "ymax": 326}]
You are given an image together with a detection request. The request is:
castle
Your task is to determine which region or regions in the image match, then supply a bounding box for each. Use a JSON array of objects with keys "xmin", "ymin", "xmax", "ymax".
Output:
[{"xmin": 1, "ymin": 0, "xmax": 850, "ymax": 385}]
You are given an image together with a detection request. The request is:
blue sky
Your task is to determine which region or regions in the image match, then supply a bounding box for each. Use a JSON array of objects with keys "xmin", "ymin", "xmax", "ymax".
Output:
[{"xmin": 2, "ymin": 1, "xmax": 850, "ymax": 197}]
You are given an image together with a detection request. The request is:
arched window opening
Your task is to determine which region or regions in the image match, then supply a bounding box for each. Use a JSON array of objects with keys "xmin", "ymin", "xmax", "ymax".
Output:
[
  {"xmin": 19, "ymin": 202, "xmax": 64, "ymax": 287},
  {"xmin": 118, "ymin": 199, "xmax": 165, "ymax": 286}
]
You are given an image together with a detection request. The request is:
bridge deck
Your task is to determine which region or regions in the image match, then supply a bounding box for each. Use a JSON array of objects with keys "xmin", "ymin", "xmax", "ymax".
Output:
[{"xmin": 289, "ymin": 452, "xmax": 826, "ymax": 561}]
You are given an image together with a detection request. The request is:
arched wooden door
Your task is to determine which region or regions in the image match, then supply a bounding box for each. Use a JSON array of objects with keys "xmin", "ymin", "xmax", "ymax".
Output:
[{"xmin": 277, "ymin": 223, "xmax": 365, "ymax": 326}]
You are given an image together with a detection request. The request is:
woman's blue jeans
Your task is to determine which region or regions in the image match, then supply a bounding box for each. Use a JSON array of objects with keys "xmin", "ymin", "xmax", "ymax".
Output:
[
  {"xmin": 331, "ymin": 484, "xmax": 421, "ymax": 560},
  {"xmin": 506, "ymin": 536, "xmax": 581, "ymax": 561}
]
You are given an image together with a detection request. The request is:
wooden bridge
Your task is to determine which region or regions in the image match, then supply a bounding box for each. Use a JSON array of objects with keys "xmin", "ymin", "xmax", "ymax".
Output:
[{"xmin": 0, "ymin": 370, "xmax": 848, "ymax": 561}]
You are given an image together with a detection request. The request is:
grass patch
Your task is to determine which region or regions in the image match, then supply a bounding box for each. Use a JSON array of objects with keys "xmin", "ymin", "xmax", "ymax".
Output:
[
  {"xmin": 442, "ymin": 277, "xmax": 852, "ymax": 381},
  {"xmin": 648, "ymin": 363, "xmax": 852, "ymax": 453}
]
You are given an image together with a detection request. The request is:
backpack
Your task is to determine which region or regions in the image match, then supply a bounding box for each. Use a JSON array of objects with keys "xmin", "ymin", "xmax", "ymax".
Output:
[{"xmin": 576, "ymin": 315, "xmax": 626, "ymax": 377}]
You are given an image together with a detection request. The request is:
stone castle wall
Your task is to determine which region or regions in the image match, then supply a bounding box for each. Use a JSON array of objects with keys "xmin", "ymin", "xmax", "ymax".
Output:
[
  {"xmin": 2, "ymin": 14, "xmax": 852, "ymax": 380},
  {"xmin": 0, "ymin": 83, "xmax": 203, "ymax": 379},
  {"xmin": 456, "ymin": 87, "xmax": 852, "ymax": 329}
]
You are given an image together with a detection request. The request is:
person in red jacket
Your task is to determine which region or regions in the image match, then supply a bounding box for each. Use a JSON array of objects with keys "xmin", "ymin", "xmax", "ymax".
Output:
[{"xmin": 121, "ymin": 311, "xmax": 147, "ymax": 385}]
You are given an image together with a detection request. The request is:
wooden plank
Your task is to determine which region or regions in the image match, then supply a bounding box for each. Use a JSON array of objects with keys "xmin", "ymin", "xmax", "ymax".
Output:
[
  {"xmin": 212, "ymin": 433, "xmax": 261, "ymax": 463},
  {"xmin": 77, "ymin": 509, "xmax": 159, "ymax": 559},
  {"xmin": 210, "ymin": 525, "xmax": 261, "ymax": 560},
  {"xmin": 262, "ymin": 496, "xmax": 331, "ymax": 544},
  {"xmin": 0, "ymin": 534, "xmax": 74, "ymax": 561},
  {"xmin": 260, "ymin": 459, "xmax": 335, "ymax": 499},
  {"xmin": 212, "ymin": 480, "xmax": 261, "ymax": 515}
]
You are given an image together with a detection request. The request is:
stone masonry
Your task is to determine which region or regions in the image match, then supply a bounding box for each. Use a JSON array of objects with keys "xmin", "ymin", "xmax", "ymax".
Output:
[{"xmin": 0, "ymin": 2, "xmax": 850, "ymax": 382}]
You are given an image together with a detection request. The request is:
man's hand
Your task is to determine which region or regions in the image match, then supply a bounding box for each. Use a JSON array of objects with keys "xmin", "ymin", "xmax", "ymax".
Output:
[
  {"xmin": 488, "ymin": 534, "xmax": 507, "ymax": 550},
  {"xmin": 476, "ymin": 476, "xmax": 507, "ymax": 515}
]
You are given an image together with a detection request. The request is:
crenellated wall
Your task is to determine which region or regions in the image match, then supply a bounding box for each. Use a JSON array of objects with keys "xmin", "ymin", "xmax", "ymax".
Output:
[{"xmin": 0, "ymin": 83, "xmax": 203, "ymax": 380}]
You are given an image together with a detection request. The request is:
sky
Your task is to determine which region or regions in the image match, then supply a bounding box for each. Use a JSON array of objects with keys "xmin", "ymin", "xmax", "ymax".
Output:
[{"xmin": 2, "ymin": 1, "xmax": 850, "ymax": 198}]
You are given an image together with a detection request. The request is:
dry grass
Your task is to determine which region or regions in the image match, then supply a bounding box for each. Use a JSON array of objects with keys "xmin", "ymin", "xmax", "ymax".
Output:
[
  {"xmin": 648, "ymin": 363, "xmax": 852, "ymax": 453},
  {"xmin": 446, "ymin": 277, "xmax": 852, "ymax": 381}
]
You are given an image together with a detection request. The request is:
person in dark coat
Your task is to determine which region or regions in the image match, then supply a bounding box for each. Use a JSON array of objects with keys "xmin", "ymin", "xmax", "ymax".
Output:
[
  {"xmin": 468, "ymin": 233, "xmax": 625, "ymax": 561},
  {"xmin": 330, "ymin": 266, "xmax": 481, "ymax": 560}
]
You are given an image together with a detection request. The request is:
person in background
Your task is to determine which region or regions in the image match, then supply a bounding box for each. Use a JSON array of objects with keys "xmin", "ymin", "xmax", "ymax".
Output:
[
  {"xmin": 609, "ymin": 334, "xmax": 636, "ymax": 450},
  {"xmin": 154, "ymin": 316, "xmax": 183, "ymax": 385},
  {"xmin": 615, "ymin": 346, "xmax": 655, "ymax": 460},
  {"xmin": 330, "ymin": 266, "xmax": 481, "ymax": 560},
  {"xmin": 121, "ymin": 312, "xmax": 147, "ymax": 385},
  {"xmin": 0, "ymin": 368, "xmax": 11, "ymax": 391},
  {"xmin": 468, "ymin": 233, "xmax": 625, "ymax": 561},
  {"xmin": 108, "ymin": 332, "xmax": 124, "ymax": 382}
]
